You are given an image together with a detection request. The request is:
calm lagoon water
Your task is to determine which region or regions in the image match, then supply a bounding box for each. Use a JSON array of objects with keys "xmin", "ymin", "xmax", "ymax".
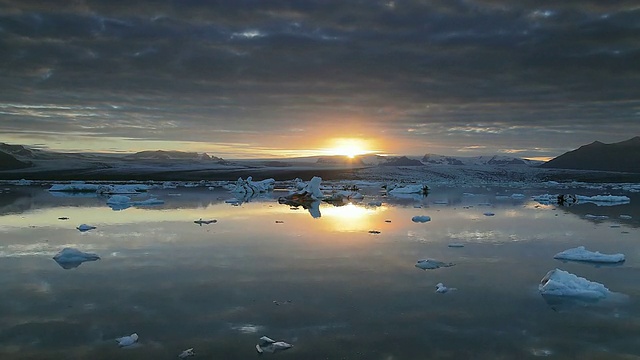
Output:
[{"xmin": 0, "ymin": 184, "xmax": 639, "ymax": 359}]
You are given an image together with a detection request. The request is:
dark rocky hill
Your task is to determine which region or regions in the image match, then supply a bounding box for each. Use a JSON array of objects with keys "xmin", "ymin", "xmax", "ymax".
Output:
[
  {"xmin": 541, "ymin": 136, "xmax": 640, "ymax": 173},
  {"xmin": 0, "ymin": 151, "xmax": 31, "ymax": 170}
]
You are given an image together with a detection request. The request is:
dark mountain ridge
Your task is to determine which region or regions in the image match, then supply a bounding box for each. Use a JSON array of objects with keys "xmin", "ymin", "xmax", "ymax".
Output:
[{"xmin": 541, "ymin": 136, "xmax": 640, "ymax": 173}]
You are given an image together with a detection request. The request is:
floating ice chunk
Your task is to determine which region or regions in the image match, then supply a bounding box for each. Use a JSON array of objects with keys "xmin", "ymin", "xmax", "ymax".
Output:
[
  {"xmin": 301, "ymin": 176, "xmax": 324, "ymax": 199},
  {"xmin": 49, "ymin": 183, "xmax": 99, "ymax": 193},
  {"xmin": 435, "ymin": 282, "xmax": 456, "ymax": 293},
  {"xmin": 76, "ymin": 224, "xmax": 96, "ymax": 232},
  {"xmin": 232, "ymin": 176, "xmax": 275, "ymax": 196},
  {"xmin": 116, "ymin": 333, "xmax": 139, "ymax": 347},
  {"xmin": 412, "ymin": 215, "xmax": 431, "ymax": 223},
  {"xmin": 584, "ymin": 214, "xmax": 609, "ymax": 220},
  {"xmin": 107, "ymin": 195, "xmax": 131, "ymax": 204},
  {"xmin": 194, "ymin": 218, "xmax": 217, "ymax": 225},
  {"xmin": 539, "ymin": 269, "xmax": 610, "ymax": 299},
  {"xmin": 388, "ymin": 183, "xmax": 429, "ymax": 196},
  {"xmin": 367, "ymin": 201, "xmax": 382, "ymax": 207},
  {"xmin": 619, "ymin": 214, "xmax": 632, "ymax": 219},
  {"xmin": 132, "ymin": 198, "xmax": 164, "ymax": 206},
  {"xmin": 576, "ymin": 195, "xmax": 630, "ymax": 205},
  {"xmin": 415, "ymin": 259, "xmax": 455, "ymax": 270},
  {"xmin": 433, "ymin": 200, "xmax": 448, "ymax": 205},
  {"xmin": 553, "ymin": 246, "xmax": 625, "ymax": 263},
  {"xmin": 178, "ymin": 348, "xmax": 195, "ymax": 358},
  {"xmin": 53, "ymin": 248, "xmax": 100, "ymax": 269},
  {"xmin": 256, "ymin": 336, "xmax": 293, "ymax": 354},
  {"xmin": 511, "ymin": 193, "xmax": 525, "ymax": 199},
  {"xmin": 448, "ymin": 243, "xmax": 464, "ymax": 248}
]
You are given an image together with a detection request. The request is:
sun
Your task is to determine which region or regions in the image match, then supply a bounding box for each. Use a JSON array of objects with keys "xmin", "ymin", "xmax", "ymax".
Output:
[{"xmin": 325, "ymin": 138, "xmax": 370, "ymax": 158}]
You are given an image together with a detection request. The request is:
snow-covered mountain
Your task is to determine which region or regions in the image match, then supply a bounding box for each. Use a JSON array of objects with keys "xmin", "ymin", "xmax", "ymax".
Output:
[{"xmin": 421, "ymin": 154, "xmax": 543, "ymax": 167}]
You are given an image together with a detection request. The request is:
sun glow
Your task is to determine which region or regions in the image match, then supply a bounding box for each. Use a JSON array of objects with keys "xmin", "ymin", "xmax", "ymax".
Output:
[{"xmin": 324, "ymin": 138, "xmax": 371, "ymax": 158}]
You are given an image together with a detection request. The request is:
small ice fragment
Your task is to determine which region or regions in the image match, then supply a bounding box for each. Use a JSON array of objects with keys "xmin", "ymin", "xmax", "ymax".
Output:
[
  {"xmin": 483, "ymin": 212, "xmax": 495, "ymax": 216},
  {"xmin": 178, "ymin": 348, "xmax": 195, "ymax": 358},
  {"xmin": 619, "ymin": 214, "xmax": 632, "ymax": 219},
  {"xmin": 412, "ymin": 215, "xmax": 431, "ymax": 223},
  {"xmin": 553, "ymin": 246, "xmax": 625, "ymax": 263},
  {"xmin": 368, "ymin": 201, "xmax": 382, "ymax": 206},
  {"xmin": 435, "ymin": 282, "xmax": 456, "ymax": 293},
  {"xmin": 433, "ymin": 200, "xmax": 448, "ymax": 205},
  {"xmin": 76, "ymin": 224, "xmax": 96, "ymax": 232},
  {"xmin": 530, "ymin": 348, "xmax": 553, "ymax": 357},
  {"xmin": 585, "ymin": 214, "xmax": 609, "ymax": 220},
  {"xmin": 116, "ymin": 333, "xmax": 139, "ymax": 347},
  {"xmin": 256, "ymin": 336, "xmax": 293, "ymax": 354},
  {"xmin": 448, "ymin": 243, "xmax": 464, "ymax": 248},
  {"xmin": 415, "ymin": 259, "xmax": 455, "ymax": 270},
  {"xmin": 194, "ymin": 218, "xmax": 217, "ymax": 225}
]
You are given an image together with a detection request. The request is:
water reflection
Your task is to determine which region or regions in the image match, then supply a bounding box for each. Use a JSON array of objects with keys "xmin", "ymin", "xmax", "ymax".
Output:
[{"xmin": 0, "ymin": 186, "xmax": 638, "ymax": 358}]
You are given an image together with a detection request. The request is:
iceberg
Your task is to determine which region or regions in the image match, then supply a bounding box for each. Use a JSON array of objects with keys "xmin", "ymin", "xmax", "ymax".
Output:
[
  {"xmin": 116, "ymin": 333, "xmax": 139, "ymax": 347},
  {"xmin": 231, "ymin": 177, "xmax": 275, "ymax": 196},
  {"xmin": 553, "ymin": 246, "xmax": 625, "ymax": 264},
  {"xmin": 76, "ymin": 224, "xmax": 96, "ymax": 232},
  {"xmin": 411, "ymin": 215, "xmax": 431, "ymax": 223},
  {"xmin": 415, "ymin": 259, "xmax": 455, "ymax": 270},
  {"xmin": 539, "ymin": 269, "xmax": 610, "ymax": 299},
  {"xmin": 53, "ymin": 248, "xmax": 100, "ymax": 269},
  {"xmin": 256, "ymin": 336, "xmax": 292, "ymax": 354}
]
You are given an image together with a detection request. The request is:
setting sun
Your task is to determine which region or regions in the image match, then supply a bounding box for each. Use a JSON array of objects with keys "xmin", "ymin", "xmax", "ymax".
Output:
[{"xmin": 324, "ymin": 138, "xmax": 372, "ymax": 158}]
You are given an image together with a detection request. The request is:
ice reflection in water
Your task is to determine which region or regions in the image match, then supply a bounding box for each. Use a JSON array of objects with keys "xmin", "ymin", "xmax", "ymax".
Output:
[{"xmin": 0, "ymin": 186, "xmax": 638, "ymax": 359}]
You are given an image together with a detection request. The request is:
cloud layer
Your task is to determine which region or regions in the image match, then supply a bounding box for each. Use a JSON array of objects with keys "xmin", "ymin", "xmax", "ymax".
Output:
[{"xmin": 1, "ymin": 1, "xmax": 639, "ymax": 157}]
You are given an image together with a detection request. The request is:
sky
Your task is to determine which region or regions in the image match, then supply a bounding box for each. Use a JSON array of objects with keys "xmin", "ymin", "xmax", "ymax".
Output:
[{"xmin": 1, "ymin": 0, "xmax": 639, "ymax": 160}]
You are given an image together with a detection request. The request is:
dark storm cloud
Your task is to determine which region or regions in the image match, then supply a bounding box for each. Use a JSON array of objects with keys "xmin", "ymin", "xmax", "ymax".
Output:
[{"xmin": 1, "ymin": 0, "xmax": 639, "ymax": 156}]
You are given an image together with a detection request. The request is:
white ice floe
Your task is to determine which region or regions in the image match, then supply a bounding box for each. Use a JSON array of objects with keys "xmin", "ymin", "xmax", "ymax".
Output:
[
  {"xmin": 194, "ymin": 218, "xmax": 217, "ymax": 225},
  {"xmin": 585, "ymin": 214, "xmax": 609, "ymax": 220},
  {"xmin": 178, "ymin": 348, "xmax": 195, "ymax": 358},
  {"xmin": 231, "ymin": 176, "xmax": 275, "ymax": 196},
  {"xmin": 116, "ymin": 333, "xmax": 139, "ymax": 347},
  {"xmin": 539, "ymin": 269, "xmax": 610, "ymax": 299},
  {"xmin": 76, "ymin": 224, "xmax": 96, "ymax": 232},
  {"xmin": 53, "ymin": 248, "xmax": 100, "ymax": 269},
  {"xmin": 576, "ymin": 195, "xmax": 630, "ymax": 205},
  {"xmin": 49, "ymin": 183, "xmax": 148, "ymax": 194},
  {"xmin": 388, "ymin": 183, "xmax": 429, "ymax": 196},
  {"xmin": 412, "ymin": 215, "xmax": 431, "ymax": 223},
  {"xmin": 553, "ymin": 246, "xmax": 625, "ymax": 263},
  {"xmin": 106, "ymin": 195, "xmax": 164, "ymax": 210},
  {"xmin": 435, "ymin": 282, "xmax": 457, "ymax": 293},
  {"xmin": 619, "ymin": 214, "xmax": 632, "ymax": 219},
  {"xmin": 533, "ymin": 194, "xmax": 630, "ymax": 206},
  {"xmin": 415, "ymin": 259, "xmax": 455, "ymax": 270},
  {"xmin": 256, "ymin": 336, "xmax": 293, "ymax": 354}
]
